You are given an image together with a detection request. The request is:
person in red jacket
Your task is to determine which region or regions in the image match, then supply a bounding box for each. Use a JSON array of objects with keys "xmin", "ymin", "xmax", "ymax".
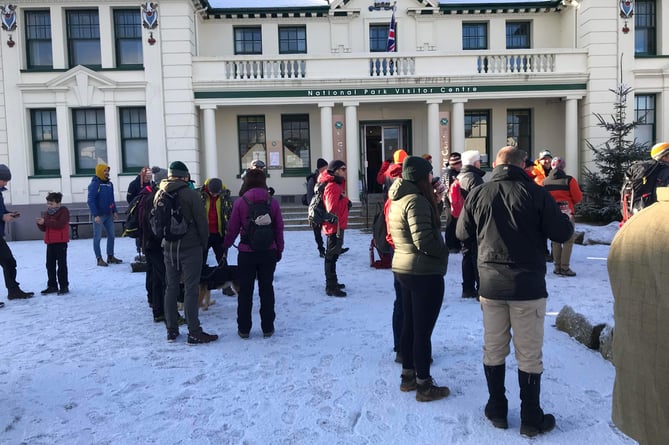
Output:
[
  {"xmin": 377, "ymin": 149, "xmax": 408, "ymax": 192},
  {"xmin": 318, "ymin": 159, "xmax": 351, "ymax": 297},
  {"xmin": 36, "ymin": 192, "xmax": 70, "ymax": 295},
  {"xmin": 542, "ymin": 157, "xmax": 583, "ymax": 276}
]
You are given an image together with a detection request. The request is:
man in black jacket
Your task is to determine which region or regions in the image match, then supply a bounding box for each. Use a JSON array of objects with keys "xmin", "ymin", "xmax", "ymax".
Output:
[{"xmin": 456, "ymin": 146, "xmax": 573, "ymax": 437}]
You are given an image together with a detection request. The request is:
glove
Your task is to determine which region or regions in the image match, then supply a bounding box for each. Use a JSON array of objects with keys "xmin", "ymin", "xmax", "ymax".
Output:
[
  {"xmin": 347, "ymin": 199, "xmax": 353, "ymax": 210},
  {"xmin": 275, "ymin": 250, "xmax": 282, "ymax": 262}
]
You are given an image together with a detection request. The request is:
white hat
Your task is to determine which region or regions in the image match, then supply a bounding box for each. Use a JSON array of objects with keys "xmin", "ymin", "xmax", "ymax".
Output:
[{"xmin": 460, "ymin": 150, "xmax": 481, "ymax": 166}]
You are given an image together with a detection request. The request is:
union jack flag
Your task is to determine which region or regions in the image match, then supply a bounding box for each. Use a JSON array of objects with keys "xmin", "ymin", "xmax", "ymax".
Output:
[{"xmin": 386, "ymin": 6, "xmax": 396, "ymax": 52}]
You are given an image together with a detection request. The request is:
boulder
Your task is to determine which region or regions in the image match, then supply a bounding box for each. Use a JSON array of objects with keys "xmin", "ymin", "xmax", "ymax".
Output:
[
  {"xmin": 555, "ymin": 305, "xmax": 606, "ymax": 350},
  {"xmin": 599, "ymin": 324, "xmax": 614, "ymax": 362}
]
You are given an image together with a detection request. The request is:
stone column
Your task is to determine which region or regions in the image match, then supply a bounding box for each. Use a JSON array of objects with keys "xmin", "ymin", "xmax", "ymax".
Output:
[
  {"xmin": 565, "ymin": 96, "xmax": 580, "ymax": 179},
  {"xmin": 319, "ymin": 102, "xmax": 334, "ymax": 163},
  {"xmin": 201, "ymin": 105, "xmax": 218, "ymax": 180},
  {"xmin": 344, "ymin": 102, "xmax": 360, "ymax": 203},
  {"xmin": 427, "ymin": 100, "xmax": 442, "ymax": 162},
  {"xmin": 451, "ymin": 99, "xmax": 468, "ymax": 154}
]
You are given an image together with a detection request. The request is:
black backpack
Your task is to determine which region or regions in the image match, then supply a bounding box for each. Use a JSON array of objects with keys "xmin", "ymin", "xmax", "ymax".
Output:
[
  {"xmin": 150, "ymin": 189, "xmax": 188, "ymax": 241},
  {"xmin": 308, "ymin": 183, "xmax": 337, "ymax": 225},
  {"xmin": 620, "ymin": 160, "xmax": 668, "ymax": 223},
  {"xmin": 241, "ymin": 197, "xmax": 275, "ymax": 251},
  {"xmin": 122, "ymin": 192, "xmax": 146, "ymax": 239}
]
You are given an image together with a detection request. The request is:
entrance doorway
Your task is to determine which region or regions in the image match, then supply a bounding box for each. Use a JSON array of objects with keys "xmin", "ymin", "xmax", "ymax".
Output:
[{"xmin": 361, "ymin": 121, "xmax": 410, "ymax": 193}]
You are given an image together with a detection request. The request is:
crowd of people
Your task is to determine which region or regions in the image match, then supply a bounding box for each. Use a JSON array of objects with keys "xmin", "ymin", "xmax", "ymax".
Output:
[{"xmin": 1, "ymin": 141, "xmax": 668, "ymax": 441}]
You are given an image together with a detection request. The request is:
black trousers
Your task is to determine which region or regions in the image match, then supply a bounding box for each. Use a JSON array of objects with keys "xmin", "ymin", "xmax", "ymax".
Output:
[
  {"xmin": 392, "ymin": 272, "xmax": 403, "ymax": 353},
  {"xmin": 145, "ymin": 247, "xmax": 165, "ymax": 318},
  {"xmin": 444, "ymin": 215, "xmax": 460, "ymax": 250},
  {"xmin": 311, "ymin": 222, "xmax": 324, "ymax": 252},
  {"xmin": 207, "ymin": 233, "xmax": 228, "ymax": 264},
  {"xmin": 461, "ymin": 240, "xmax": 479, "ymax": 292},
  {"xmin": 0, "ymin": 237, "xmax": 18, "ymax": 290},
  {"xmin": 46, "ymin": 242, "xmax": 68, "ymax": 289},
  {"xmin": 324, "ymin": 231, "xmax": 344, "ymax": 287},
  {"xmin": 396, "ymin": 273, "xmax": 444, "ymax": 380},
  {"xmin": 237, "ymin": 250, "xmax": 278, "ymax": 334}
]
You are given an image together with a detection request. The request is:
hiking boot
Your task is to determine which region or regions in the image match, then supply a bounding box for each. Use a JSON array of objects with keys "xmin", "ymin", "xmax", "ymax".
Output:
[
  {"xmin": 97, "ymin": 257, "xmax": 108, "ymax": 267},
  {"xmin": 560, "ymin": 268, "xmax": 576, "ymax": 277},
  {"xmin": 238, "ymin": 331, "xmax": 250, "ymax": 339},
  {"xmin": 340, "ymin": 247, "xmax": 350, "ymax": 255},
  {"xmin": 7, "ymin": 287, "xmax": 34, "ymax": 300},
  {"xmin": 187, "ymin": 330, "xmax": 219, "ymax": 345},
  {"xmin": 41, "ymin": 286, "xmax": 59, "ymax": 295},
  {"xmin": 553, "ymin": 268, "xmax": 563, "ymax": 275},
  {"xmin": 57, "ymin": 287, "xmax": 69, "ymax": 295},
  {"xmin": 153, "ymin": 314, "xmax": 166, "ymax": 323},
  {"xmin": 415, "ymin": 377, "xmax": 450, "ymax": 402},
  {"xmin": 167, "ymin": 328, "xmax": 180, "ymax": 342},
  {"xmin": 107, "ymin": 255, "xmax": 123, "ymax": 264},
  {"xmin": 400, "ymin": 371, "xmax": 417, "ymax": 392},
  {"xmin": 326, "ymin": 287, "xmax": 347, "ymax": 297},
  {"xmin": 263, "ymin": 330, "xmax": 274, "ymax": 338},
  {"xmin": 336, "ymin": 283, "xmax": 346, "ymax": 289}
]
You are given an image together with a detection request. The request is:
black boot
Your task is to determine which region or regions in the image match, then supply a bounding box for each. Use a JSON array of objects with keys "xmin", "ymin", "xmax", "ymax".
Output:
[
  {"xmin": 518, "ymin": 370, "xmax": 556, "ymax": 437},
  {"xmin": 7, "ymin": 286, "xmax": 34, "ymax": 300},
  {"xmin": 484, "ymin": 364, "xmax": 508, "ymax": 429},
  {"xmin": 325, "ymin": 258, "xmax": 346, "ymax": 297}
]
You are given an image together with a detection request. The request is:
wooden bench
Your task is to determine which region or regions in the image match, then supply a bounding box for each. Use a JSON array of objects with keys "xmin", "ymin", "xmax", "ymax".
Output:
[{"xmin": 69, "ymin": 205, "xmax": 128, "ymax": 240}]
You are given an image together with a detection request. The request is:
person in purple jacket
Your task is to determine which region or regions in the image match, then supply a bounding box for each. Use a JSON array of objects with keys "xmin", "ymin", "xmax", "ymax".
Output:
[{"xmin": 223, "ymin": 169, "xmax": 284, "ymax": 339}]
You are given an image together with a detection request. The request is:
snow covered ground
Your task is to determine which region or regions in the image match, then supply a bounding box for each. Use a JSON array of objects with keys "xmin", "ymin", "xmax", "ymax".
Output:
[{"xmin": 0, "ymin": 223, "xmax": 633, "ymax": 444}]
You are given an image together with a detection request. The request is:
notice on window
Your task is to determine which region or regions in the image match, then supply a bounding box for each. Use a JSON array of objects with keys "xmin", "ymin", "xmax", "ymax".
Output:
[{"xmin": 269, "ymin": 151, "xmax": 281, "ymax": 169}]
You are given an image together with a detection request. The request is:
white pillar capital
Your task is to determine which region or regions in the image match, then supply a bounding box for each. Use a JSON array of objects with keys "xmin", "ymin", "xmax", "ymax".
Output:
[
  {"xmin": 451, "ymin": 98, "xmax": 469, "ymax": 104},
  {"xmin": 343, "ymin": 101, "xmax": 360, "ymax": 108},
  {"xmin": 318, "ymin": 102, "xmax": 335, "ymax": 108}
]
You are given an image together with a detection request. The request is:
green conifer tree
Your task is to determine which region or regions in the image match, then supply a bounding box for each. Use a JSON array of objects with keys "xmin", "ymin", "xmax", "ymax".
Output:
[{"xmin": 578, "ymin": 84, "xmax": 649, "ymax": 222}]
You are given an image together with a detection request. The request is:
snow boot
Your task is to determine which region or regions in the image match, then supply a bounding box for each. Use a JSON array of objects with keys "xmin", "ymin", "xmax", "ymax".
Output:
[
  {"xmin": 415, "ymin": 377, "xmax": 450, "ymax": 402},
  {"xmin": 7, "ymin": 286, "xmax": 34, "ymax": 300},
  {"xmin": 400, "ymin": 369, "xmax": 417, "ymax": 392},
  {"xmin": 484, "ymin": 364, "xmax": 508, "ymax": 429},
  {"xmin": 519, "ymin": 370, "xmax": 556, "ymax": 437}
]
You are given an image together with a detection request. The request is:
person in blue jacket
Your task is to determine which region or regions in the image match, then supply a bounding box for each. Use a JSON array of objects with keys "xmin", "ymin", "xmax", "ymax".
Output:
[{"xmin": 87, "ymin": 163, "xmax": 123, "ymax": 267}]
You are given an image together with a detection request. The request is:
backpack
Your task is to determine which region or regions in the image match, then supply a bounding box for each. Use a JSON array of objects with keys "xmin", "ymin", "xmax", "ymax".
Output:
[
  {"xmin": 241, "ymin": 197, "xmax": 275, "ymax": 251},
  {"xmin": 620, "ymin": 160, "xmax": 667, "ymax": 223},
  {"xmin": 449, "ymin": 178, "xmax": 464, "ymax": 218},
  {"xmin": 302, "ymin": 172, "xmax": 317, "ymax": 206},
  {"xmin": 308, "ymin": 182, "xmax": 337, "ymax": 225},
  {"xmin": 122, "ymin": 193, "xmax": 146, "ymax": 239},
  {"xmin": 370, "ymin": 203, "xmax": 392, "ymax": 269},
  {"xmin": 150, "ymin": 188, "xmax": 188, "ymax": 242}
]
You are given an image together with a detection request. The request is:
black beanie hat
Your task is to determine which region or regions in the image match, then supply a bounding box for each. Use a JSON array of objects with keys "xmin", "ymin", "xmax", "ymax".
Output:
[
  {"xmin": 327, "ymin": 159, "xmax": 346, "ymax": 173},
  {"xmin": 317, "ymin": 158, "xmax": 328, "ymax": 169},
  {"xmin": 402, "ymin": 156, "xmax": 432, "ymax": 182},
  {"xmin": 0, "ymin": 164, "xmax": 11, "ymax": 181},
  {"xmin": 169, "ymin": 161, "xmax": 189, "ymax": 178},
  {"xmin": 207, "ymin": 178, "xmax": 223, "ymax": 194}
]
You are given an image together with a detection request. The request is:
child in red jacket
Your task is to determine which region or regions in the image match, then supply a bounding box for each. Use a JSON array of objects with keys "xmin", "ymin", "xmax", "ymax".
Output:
[{"xmin": 36, "ymin": 192, "xmax": 70, "ymax": 295}]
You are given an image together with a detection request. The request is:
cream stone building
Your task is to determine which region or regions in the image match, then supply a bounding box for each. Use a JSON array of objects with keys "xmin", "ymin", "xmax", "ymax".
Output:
[{"xmin": 0, "ymin": 0, "xmax": 667, "ymax": 239}]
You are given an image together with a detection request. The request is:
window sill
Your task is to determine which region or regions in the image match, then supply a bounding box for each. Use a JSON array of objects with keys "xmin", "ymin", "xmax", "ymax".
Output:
[{"xmin": 28, "ymin": 174, "xmax": 61, "ymax": 179}]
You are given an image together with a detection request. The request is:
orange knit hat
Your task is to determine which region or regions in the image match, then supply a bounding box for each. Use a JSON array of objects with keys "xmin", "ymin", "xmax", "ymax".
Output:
[{"xmin": 393, "ymin": 149, "xmax": 408, "ymax": 165}]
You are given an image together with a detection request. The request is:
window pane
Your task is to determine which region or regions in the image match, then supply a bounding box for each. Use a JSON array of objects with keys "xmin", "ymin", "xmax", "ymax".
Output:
[
  {"xmin": 114, "ymin": 9, "xmax": 143, "ymax": 66},
  {"xmin": 25, "ymin": 10, "xmax": 53, "ymax": 68},
  {"xmin": 120, "ymin": 107, "xmax": 148, "ymax": 171},
  {"xmin": 67, "ymin": 10, "xmax": 101, "ymax": 67},
  {"xmin": 279, "ymin": 26, "xmax": 307, "ymax": 54},
  {"xmin": 634, "ymin": 94, "xmax": 655, "ymax": 147},
  {"xmin": 238, "ymin": 116, "xmax": 266, "ymax": 170},
  {"xmin": 370, "ymin": 24, "xmax": 390, "ymax": 52},
  {"xmin": 635, "ymin": 1, "xmax": 656, "ymax": 55},
  {"xmin": 463, "ymin": 23, "xmax": 487, "ymax": 50},
  {"xmin": 465, "ymin": 110, "xmax": 491, "ymax": 167},
  {"xmin": 235, "ymin": 27, "xmax": 262, "ymax": 55},
  {"xmin": 506, "ymin": 22, "xmax": 530, "ymax": 49},
  {"xmin": 282, "ymin": 114, "xmax": 310, "ymax": 169},
  {"xmin": 507, "ymin": 109, "xmax": 532, "ymax": 153},
  {"xmin": 32, "ymin": 109, "xmax": 60, "ymax": 174},
  {"xmin": 73, "ymin": 108, "xmax": 107, "ymax": 172}
]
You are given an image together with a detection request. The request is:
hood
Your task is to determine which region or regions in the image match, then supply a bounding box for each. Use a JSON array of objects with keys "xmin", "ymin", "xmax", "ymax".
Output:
[
  {"xmin": 387, "ymin": 163, "xmax": 403, "ymax": 179},
  {"xmin": 387, "ymin": 178, "xmax": 421, "ymax": 202},
  {"xmin": 242, "ymin": 186, "xmax": 270, "ymax": 202},
  {"xmin": 160, "ymin": 178, "xmax": 190, "ymax": 194}
]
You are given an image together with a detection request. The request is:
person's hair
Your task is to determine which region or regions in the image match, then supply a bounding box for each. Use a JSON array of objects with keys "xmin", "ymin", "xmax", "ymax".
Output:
[
  {"xmin": 239, "ymin": 169, "xmax": 267, "ymax": 196},
  {"xmin": 46, "ymin": 192, "xmax": 63, "ymax": 203},
  {"xmin": 496, "ymin": 146, "xmax": 527, "ymax": 167},
  {"xmin": 415, "ymin": 176, "xmax": 441, "ymax": 228}
]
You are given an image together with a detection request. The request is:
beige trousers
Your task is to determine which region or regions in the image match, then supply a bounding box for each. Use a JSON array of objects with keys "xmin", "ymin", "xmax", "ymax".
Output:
[{"xmin": 480, "ymin": 297, "xmax": 546, "ymax": 374}]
